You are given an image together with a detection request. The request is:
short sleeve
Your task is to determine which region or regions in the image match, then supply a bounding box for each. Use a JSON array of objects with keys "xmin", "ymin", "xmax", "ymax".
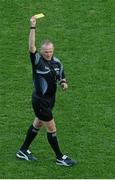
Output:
[{"xmin": 30, "ymin": 51, "xmax": 41, "ymax": 65}]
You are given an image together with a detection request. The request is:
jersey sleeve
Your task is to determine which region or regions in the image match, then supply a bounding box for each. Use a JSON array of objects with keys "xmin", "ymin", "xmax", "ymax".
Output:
[
  {"xmin": 59, "ymin": 62, "xmax": 65, "ymax": 80},
  {"xmin": 53, "ymin": 57, "xmax": 66, "ymax": 81},
  {"xmin": 30, "ymin": 51, "xmax": 41, "ymax": 66}
]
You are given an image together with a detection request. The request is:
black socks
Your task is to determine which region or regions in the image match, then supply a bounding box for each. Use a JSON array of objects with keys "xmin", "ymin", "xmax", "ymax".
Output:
[
  {"xmin": 20, "ymin": 124, "xmax": 39, "ymax": 151},
  {"xmin": 47, "ymin": 132, "xmax": 63, "ymax": 159},
  {"xmin": 20, "ymin": 125, "xmax": 63, "ymax": 159}
]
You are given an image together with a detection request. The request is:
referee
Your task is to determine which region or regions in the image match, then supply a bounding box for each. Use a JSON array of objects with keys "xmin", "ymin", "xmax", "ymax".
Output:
[{"xmin": 16, "ymin": 16, "xmax": 75, "ymax": 166}]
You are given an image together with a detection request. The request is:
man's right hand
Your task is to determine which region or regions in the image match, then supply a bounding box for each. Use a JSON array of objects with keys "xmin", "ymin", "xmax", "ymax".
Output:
[{"xmin": 30, "ymin": 16, "xmax": 36, "ymax": 27}]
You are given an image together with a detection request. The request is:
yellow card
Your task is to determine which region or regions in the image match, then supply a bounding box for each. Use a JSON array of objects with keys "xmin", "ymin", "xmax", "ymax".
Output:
[{"xmin": 34, "ymin": 13, "xmax": 45, "ymax": 19}]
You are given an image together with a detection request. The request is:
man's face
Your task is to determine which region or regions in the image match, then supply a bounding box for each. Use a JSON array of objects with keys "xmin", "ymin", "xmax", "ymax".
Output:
[{"xmin": 40, "ymin": 43, "xmax": 54, "ymax": 60}]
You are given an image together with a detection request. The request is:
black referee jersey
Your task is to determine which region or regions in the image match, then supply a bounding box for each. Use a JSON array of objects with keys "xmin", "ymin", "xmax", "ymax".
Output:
[{"xmin": 30, "ymin": 51, "xmax": 65, "ymax": 97}]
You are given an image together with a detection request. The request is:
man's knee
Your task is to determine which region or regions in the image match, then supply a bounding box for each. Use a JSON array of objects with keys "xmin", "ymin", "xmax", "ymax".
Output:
[
  {"xmin": 44, "ymin": 119, "xmax": 56, "ymax": 132},
  {"xmin": 33, "ymin": 117, "xmax": 42, "ymax": 129},
  {"xmin": 47, "ymin": 123, "xmax": 56, "ymax": 132}
]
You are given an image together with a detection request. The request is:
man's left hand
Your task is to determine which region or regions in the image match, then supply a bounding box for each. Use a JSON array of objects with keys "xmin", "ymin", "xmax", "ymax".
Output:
[{"xmin": 61, "ymin": 83, "xmax": 68, "ymax": 90}]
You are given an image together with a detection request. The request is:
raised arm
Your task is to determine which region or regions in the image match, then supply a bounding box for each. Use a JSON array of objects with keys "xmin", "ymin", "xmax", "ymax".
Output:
[{"xmin": 29, "ymin": 17, "xmax": 37, "ymax": 53}]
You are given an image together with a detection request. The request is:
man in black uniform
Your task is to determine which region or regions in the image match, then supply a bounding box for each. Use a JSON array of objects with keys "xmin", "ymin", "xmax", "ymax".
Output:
[{"xmin": 16, "ymin": 16, "xmax": 75, "ymax": 166}]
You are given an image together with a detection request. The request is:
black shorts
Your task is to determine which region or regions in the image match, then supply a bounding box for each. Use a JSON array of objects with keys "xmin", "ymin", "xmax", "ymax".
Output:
[{"xmin": 32, "ymin": 92, "xmax": 55, "ymax": 121}]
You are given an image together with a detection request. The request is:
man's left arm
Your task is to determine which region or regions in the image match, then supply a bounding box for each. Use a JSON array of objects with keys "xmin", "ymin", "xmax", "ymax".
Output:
[{"xmin": 59, "ymin": 63, "xmax": 68, "ymax": 90}]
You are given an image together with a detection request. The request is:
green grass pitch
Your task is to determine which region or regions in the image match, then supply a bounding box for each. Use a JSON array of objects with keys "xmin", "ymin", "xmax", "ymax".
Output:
[{"xmin": 0, "ymin": 0, "xmax": 115, "ymax": 178}]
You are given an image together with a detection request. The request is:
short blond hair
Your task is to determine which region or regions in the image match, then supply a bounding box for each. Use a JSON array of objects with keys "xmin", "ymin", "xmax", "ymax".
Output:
[{"xmin": 40, "ymin": 39, "xmax": 54, "ymax": 49}]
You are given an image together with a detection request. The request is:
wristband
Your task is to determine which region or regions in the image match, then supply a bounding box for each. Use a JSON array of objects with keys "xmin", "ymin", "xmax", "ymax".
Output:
[{"xmin": 30, "ymin": 27, "xmax": 36, "ymax": 29}]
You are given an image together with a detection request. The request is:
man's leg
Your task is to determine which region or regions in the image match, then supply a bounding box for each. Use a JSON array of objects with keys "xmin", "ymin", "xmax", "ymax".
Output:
[
  {"xmin": 43, "ymin": 119, "xmax": 76, "ymax": 166},
  {"xmin": 20, "ymin": 117, "xmax": 42, "ymax": 151},
  {"xmin": 42, "ymin": 119, "xmax": 63, "ymax": 159},
  {"xmin": 16, "ymin": 117, "xmax": 42, "ymax": 160}
]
